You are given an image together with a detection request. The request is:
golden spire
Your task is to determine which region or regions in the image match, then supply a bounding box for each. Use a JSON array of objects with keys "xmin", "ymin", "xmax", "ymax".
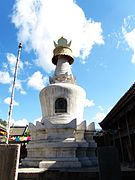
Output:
[
  {"xmin": 52, "ymin": 37, "xmax": 73, "ymax": 65},
  {"xmin": 54, "ymin": 37, "xmax": 71, "ymax": 47}
]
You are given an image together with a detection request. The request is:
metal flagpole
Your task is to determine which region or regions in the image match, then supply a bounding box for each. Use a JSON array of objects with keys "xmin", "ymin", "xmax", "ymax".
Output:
[{"xmin": 6, "ymin": 43, "xmax": 22, "ymax": 144}]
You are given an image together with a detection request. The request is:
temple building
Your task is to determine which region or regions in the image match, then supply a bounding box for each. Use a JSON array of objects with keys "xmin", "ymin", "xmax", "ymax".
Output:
[
  {"xmin": 99, "ymin": 83, "xmax": 135, "ymax": 165},
  {"xmin": 22, "ymin": 37, "xmax": 97, "ymax": 168},
  {"xmin": 0, "ymin": 123, "xmax": 7, "ymax": 142}
]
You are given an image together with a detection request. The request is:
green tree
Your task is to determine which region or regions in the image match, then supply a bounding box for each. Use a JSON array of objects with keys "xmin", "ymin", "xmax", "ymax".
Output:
[
  {"xmin": 24, "ymin": 129, "xmax": 30, "ymax": 136},
  {"xmin": 0, "ymin": 119, "xmax": 7, "ymax": 126}
]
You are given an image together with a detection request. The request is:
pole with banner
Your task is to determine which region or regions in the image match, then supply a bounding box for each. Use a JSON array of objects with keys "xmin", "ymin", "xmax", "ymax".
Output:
[{"xmin": 6, "ymin": 43, "xmax": 22, "ymax": 144}]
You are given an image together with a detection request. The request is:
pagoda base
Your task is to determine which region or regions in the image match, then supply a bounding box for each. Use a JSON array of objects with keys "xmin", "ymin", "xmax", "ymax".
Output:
[
  {"xmin": 22, "ymin": 119, "xmax": 98, "ymax": 169},
  {"xmin": 39, "ymin": 158, "xmax": 81, "ymax": 169}
]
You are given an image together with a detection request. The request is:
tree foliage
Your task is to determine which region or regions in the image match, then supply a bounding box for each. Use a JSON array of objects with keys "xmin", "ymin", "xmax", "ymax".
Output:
[{"xmin": 0, "ymin": 119, "xmax": 7, "ymax": 126}]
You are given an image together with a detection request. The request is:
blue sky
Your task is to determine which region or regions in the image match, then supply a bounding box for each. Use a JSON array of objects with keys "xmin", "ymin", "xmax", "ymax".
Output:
[{"xmin": 0, "ymin": 0, "xmax": 135, "ymax": 129}]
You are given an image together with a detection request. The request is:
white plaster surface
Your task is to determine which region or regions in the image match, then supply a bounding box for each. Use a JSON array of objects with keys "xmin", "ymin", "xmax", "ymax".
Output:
[{"xmin": 40, "ymin": 83, "xmax": 86, "ymax": 125}]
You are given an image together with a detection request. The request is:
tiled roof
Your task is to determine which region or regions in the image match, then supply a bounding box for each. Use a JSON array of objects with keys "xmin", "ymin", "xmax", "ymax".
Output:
[
  {"xmin": 10, "ymin": 126, "xmax": 28, "ymax": 136},
  {"xmin": 0, "ymin": 123, "xmax": 6, "ymax": 131}
]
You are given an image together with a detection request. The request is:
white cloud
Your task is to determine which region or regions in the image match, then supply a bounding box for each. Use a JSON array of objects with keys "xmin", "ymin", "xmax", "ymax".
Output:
[
  {"xmin": 2, "ymin": 63, "xmax": 8, "ymax": 70},
  {"xmin": 84, "ymin": 99, "xmax": 95, "ymax": 107},
  {"xmin": 6, "ymin": 53, "xmax": 16, "ymax": 74},
  {"xmin": 0, "ymin": 71, "xmax": 12, "ymax": 84},
  {"xmin": 122, "ymin": 16, "xmax": 135, "ymax": 64},
  {"xmin": 27, "ymin": 71, "xmax": 48, "ymax": 90},
  {"xmin": 94, "ymin": 112, "xmax": 106, "ymax": 123},
  {"xmin": 20, "ymin": 89, "xmax": 27, "ymax": 95},
  {"xmin": 91, "ymin": 105, "xmax": 113, "ymax": 129},
  {"xmin": 123, "ymin": 29, "xmax": 135, "ymax": 63},
  {"xmin": 12, "ymin": 0, "xmax": 104, "ymax": 72},
  {"xmin": 8, "ymin": 79, "xmax": 27, "ymax": 95},
  {"xmin": 1, "ymin": 54, "xmax": 25, "ymax": 95},
  {"xmin": 10, "ymin": 118, "xmax": 29, "ymax": 126},
  {"xmin": 6, "ymin": 53, "xmax": 23, "ymax": 74},
  {"xmin": 15, "ymin": 80, "xmax": 27, "ymax": 94},
  {"xmin": 98, "ymin": 105, "xmax": 104, "ymax": 111},
  {"xmin": 24, "ymin": 60, "xmax": 32, "ymax": 67},
  {"xmin": 0, "ymin": 70, "xmax": 26, "ymax": 95},
  {"xmin": 4, "ymin": 97, "xmax": 19, "ymax": 106},
  {"xmin": 93, "ymin": 112, "xmax": 106, "ymax": 129}
]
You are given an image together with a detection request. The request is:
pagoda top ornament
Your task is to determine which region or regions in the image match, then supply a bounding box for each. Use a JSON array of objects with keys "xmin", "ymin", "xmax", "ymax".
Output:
[
  {"xmin": 52, "ymin": 37, "xmax": 74, "ymax": 65},
  {"xmin": 54, "ymin": 37, "xmax": 71, "ymax": 48}
]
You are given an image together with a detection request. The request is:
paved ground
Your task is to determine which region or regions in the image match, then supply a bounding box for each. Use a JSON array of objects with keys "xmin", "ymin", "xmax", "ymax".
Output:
[
  {"xmin": 18, "ymin": 165, "xmax": 135, "ymax": 173},
  {"xmin": 18, "ymin": 166, "xmax": 135, "ymax": 180}
]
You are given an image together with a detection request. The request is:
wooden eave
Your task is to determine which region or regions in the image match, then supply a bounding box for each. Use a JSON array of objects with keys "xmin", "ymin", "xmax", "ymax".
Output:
[{"xmin": 100, "ymin": 83, "xmax": 135, "ymax": 128}]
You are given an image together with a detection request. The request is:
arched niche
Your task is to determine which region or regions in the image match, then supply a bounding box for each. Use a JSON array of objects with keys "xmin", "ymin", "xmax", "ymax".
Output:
[{"xmin": 55, "ymin": 98, "xmax": 67, "ymax": 113}]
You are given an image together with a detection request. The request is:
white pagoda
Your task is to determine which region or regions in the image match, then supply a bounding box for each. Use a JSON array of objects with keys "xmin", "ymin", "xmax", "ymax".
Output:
[{"xmin": 22, "ymin": 37, "xmax": 97, "ymax": 168}]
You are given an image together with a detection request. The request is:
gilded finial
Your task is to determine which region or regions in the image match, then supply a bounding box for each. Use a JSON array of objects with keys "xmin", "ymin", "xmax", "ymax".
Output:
[
  {"xmin": 19, "ymin": 42, "xmax": 22, "ymax": 49},
  {"xmin": 54, "ymin": 37, "xmax": 71, "ymax": 48}
]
